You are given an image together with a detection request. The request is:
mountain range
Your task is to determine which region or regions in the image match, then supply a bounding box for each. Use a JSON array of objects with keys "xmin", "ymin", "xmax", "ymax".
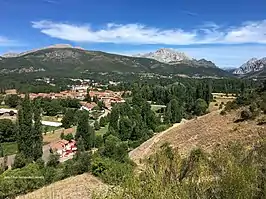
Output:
[
  {"xmin": 0, "ymin": 45, "xmax": 231, "ymax": 78},
  {"xmin": 233, "ymin": 57, "xmax": 266, "ymax": 79}
]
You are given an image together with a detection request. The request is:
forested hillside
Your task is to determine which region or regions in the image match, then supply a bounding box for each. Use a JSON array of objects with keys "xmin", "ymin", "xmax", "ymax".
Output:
[
  {"xmin": 95, "ymin": 81, "xmax": 266, "ymax": 199},
  {"xmin": 0, "ymin": 47, "xmax": 231, "ymax": 77}
]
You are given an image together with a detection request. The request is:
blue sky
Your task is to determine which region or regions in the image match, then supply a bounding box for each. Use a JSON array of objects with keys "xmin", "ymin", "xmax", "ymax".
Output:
[{"xmin": 1, "ymin": 0, "xmax": 266, "ymax": 68}]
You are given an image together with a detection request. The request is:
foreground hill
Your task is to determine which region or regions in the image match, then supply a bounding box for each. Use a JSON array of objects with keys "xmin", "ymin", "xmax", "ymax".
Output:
[
  {"xmin": 17, "ymin": 173, "xmax": 108, "ymax": 199},
  {"xmin": 0, "ymin": 45, "xmax": 231, "ymax": 77},
  {"xmin": 130, "ymin": 109, "xmax": 265, "ymax": 166}
]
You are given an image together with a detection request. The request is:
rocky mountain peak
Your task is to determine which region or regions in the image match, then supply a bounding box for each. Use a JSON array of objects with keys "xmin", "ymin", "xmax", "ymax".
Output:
[
  {"xmin": 233, "ymin": 57, "xmax": 266, "ymax": 75},
  {"xmin": 136, "ymin": 48, "xmax": 191, "ymax": 63}
]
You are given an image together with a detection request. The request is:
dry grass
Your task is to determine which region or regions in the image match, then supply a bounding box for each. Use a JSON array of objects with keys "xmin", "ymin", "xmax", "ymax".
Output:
[
  {"xmin": 130, "ymin": 109, "xmax": 265, "ymax": 167},
  {"xmin": 209, "ymin": 93, "xmax": 236, "ymax": 112},
  {"xmin": 43, "ymin": 127, "xmax": 76, "ymax": 144},
  {"xmin": 17, "ymin": 173, "xmax": 109, "ymax": 199}
]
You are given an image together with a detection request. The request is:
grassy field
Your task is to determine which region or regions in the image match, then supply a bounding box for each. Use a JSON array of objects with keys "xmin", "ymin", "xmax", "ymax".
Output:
[
  {"xmin": 43, "ymin": 127, "xmax": 76, "ymax": 144},
  {"xmin": 151, "ymin": 105, "xmax": 166, "ymax": 112},
  {"xmin": 42, "ymin": 115, "xmax": 62, "ymax": 122},
  {"xmin": 96, "ymin": 125, "xmax": 109, "ymax": 136},
  {"xmin": 42, "ymin": 125, "xmax": 61, "ymax": 133},
  {"xmin": 209, "ymin": 93, "xmax": 236, "ymax": 112},
  {"xmin": 0, "ymin": 105, "xmax": 10, "ymax": 108},
  {"xmin": 2, "ymin": 142, "xmax": 18, "ymax": 156}
]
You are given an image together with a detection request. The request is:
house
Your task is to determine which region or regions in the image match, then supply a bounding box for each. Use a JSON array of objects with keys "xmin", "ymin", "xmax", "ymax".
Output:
[
  {"xmin": 79, "ymin": 102, "xmax": 97, "ymax": 111},
  {"xmin": 5, "ymin": 89, "xmax": 17, "ymax": 95},
  {"xmin": 50, "ymin": 139, "xmax": 77, "ymax": 158}
]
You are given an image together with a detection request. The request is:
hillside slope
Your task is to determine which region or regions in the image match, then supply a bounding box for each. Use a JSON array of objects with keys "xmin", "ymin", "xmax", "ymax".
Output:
[
  {"xmin": 129, "ymin": 109, "xmax": 265, "ymax": 166},
  {"xmin": 17, "ymin": 173, "xmax": 108, "ymax": 199},
  {"xmin": 0, "ymin": 47, "xmax": 231, "ymax": 77}
]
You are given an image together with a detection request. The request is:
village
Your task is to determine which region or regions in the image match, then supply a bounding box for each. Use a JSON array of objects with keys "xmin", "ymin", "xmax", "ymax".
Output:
[{"xmin": 0, "ymin": 81, "xmax": 130, "ymax": 164}]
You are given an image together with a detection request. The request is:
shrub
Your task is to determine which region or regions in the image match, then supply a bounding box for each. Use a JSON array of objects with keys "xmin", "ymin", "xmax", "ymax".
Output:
[
  {"xmin": 155, "ymin": 124, "xmax": 169, "ymax": 132},
  {"xmin": 220, "ymin": 110, "xmax": 226, "ymax": 115},
  {"xmin": 91, "ymin": 157, "xmax": 133, "ymax": 185},
  {"xmin": 95, "ymin": 135, "xmax": 104, "ymax": 148},
  {"xmin": 215, "ymin": 103, "xmax": 219, "ymax": 106},
  {"xmin": 46, "ymin": 153, "xmax": 60, "ymax": 168},
  {"xmin": 240, "ymin": 109, "xmax": 252, "ymax": 120},
  {"xmin": 12, "ymin": 153, "xmax": 28, "ymax": 169},
  {"xmin": 94, "ymin": 120, "xmax": 100, "ymax": 130}
]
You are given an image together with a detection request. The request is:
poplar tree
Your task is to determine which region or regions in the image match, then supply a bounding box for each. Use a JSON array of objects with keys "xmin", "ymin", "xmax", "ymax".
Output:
[
  {"xmin": 17, "ymin": 94, "xmax": 33, "ymax": 159},
  {"xmin": 32, "ymin": 104, "xmax": 43, "ymax": 160},
  {"xmin": 76, "ymin": 112, "xmax": 91, "ymax": 150}
]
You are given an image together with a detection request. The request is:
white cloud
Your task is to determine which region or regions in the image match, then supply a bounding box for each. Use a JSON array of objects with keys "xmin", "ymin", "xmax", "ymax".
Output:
[
  {"xmin": 0, "ymin": 36, "xmax": 19, "ymax": 47},
  {"xmin": 32, "ymin": 20, "xmax": 266, "ymax": 45}
]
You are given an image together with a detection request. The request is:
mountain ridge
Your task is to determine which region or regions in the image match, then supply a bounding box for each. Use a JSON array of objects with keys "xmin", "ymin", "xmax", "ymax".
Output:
[
  {"xmin": 136, "ymin": 48, "xmax": 218, "ymax": 68},
  {"xmin": 0, "ymin": 46, "xmax": 231, "ymax": 77},
  {"xmin": 233, "ymin": 57, "xmax": 266, "ymax": 75}
]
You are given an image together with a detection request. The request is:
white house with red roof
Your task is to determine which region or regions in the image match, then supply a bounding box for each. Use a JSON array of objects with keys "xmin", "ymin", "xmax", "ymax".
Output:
[{"xmin": 50, "ymin": 139, "xmax": 77, "ymax": 158}]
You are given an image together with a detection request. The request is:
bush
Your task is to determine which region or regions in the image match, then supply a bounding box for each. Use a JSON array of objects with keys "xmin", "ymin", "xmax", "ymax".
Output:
[
  {"xmin": 225, "ymin": 101, "xmax": 239, "ymax": 111},
  {"xmin": 155, "ymin": 124, "xmax": 169, "ymax": 132},
  {"xmin": 0, "ymin": 163, "xmax": 45, "ymax": 198},
  {"xmin": 94, "ymin": 120, "xmax": 100, "ymax": 130},
  {"xmin": 194, "ymin": 98, "xmax": 208, "ymax": 116},
  {"xmin": 257, "ymin": 116, "xmax": 266, "ymax": 125},
  {"xmin": 4, "ymin": 94, "xmax": 21, "ymax": 108},
  {"xmin": 95, "ymin": 135, "xmax": 104, "ymax": 148},
  {"xmin": 94, "ymin": 143, "xmax": 264, "ymax": 199},
  {"xmin": 220, "ymin": 110, "xmax": 226, "ymax": 115},
  {"xmin": 12, "ymin": 153, "xmax": 28, "ymax": 169},
  {"xmin": 215, "ymin": 103, "xmax": 219, "ymax": 106},
  {"xmin": 46, "ymin": 153, "xmax": 60, "ymax": 168},
  {"xmin": 91, "ymin": 157, "xmax": 133, "ymax": 185},
  {"xmin": 240, "ymin": 109, "xmax": 252, "ymax": 120}
]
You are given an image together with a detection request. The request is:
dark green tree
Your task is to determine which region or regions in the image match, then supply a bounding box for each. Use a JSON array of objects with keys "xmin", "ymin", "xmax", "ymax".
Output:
[
  {"xmin": 119, "ymin": 117, "xmax": 133, "ymax": 141},
  {"xmin": 99, "ymin": 117, "xmax": 107, "ymax": 127},
  {"xmin": 32, "ymin": 104, "xmax": 43, "ymax": 160},
  {"xmin": 4, "ymin": 94, "xmax": 21, "ymax": 108},
  {"xmin": 0, "ymin": 119, "xmax": 16, "ymax": 142},
  {"xmin": 17, "ymin": 94, "xmax": 34, "ymax": 159},
  {"xmin": 94, "ymin": 120, "xmax": 100, "ymax": 130},
  {"xmin": 194, "ymin": 98, "xmax": 208, "ymax": 116},
  {"xmin": 75, "ymin": 112, "xmax": 91, "ymax": 150},
  {"xmin": 97, "ymin": 100, "xmax": 105, "ymax": 109},
  {"xmin": 84, "ymin": 88, "xmax": 91, "ymax": 103},
  {"xmin": 166, "ymin": 99, "xmax": 183, "ymax": 123},
  {"xmin": 64, "ymin": 133, "xmax": 74, "ymax": 141},
  {"xmin": 0, "ymin": 144, "xmax": 3, "ymax": 157},
  {"xmin": 13, "ymin": 153, "xmax": 27, "ymax": 169},
  {"xmin": 95, "ymin": 135, "xmax": 104, "ymax": 148},
  {"xmin": 109, "ymin": 105, "xmax": 120, "ymax": 132},
  {"xmin": 77, "ymin": 137, "xmax": 85, "ymax": 152},
  {"xmin": 61, "ymin": 109, "xmax": 75, "ymax": 129},
  {"xmin": 103, "ymin": 134, "xmax": 120, "ymax": 158},
  {"xmin": 46, "ymin": 153, "xmax": 60, "ymax": 167}
]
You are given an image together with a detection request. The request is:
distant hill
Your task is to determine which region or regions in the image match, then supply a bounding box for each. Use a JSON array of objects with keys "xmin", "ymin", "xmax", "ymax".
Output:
[
  {"xmin": 233, "ymin": 58, "xmax": 266, "ymax": 79},
  {"xmin": 0, "ymin": 45, "xmax": 231, "ymax": 78}
]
